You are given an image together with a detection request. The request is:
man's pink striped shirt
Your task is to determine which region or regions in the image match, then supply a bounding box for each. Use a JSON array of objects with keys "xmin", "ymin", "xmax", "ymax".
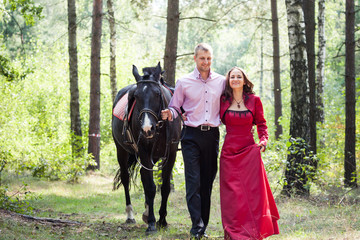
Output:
[{"xmin": 169, "ymin": 68, "xmax": 226, "ymax": 127}]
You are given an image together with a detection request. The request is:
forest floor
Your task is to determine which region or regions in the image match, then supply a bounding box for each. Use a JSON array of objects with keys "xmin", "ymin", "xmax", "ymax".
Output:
[{"xmin": 1, "ymin": 171, "xmax": 360, "ymax": 239}]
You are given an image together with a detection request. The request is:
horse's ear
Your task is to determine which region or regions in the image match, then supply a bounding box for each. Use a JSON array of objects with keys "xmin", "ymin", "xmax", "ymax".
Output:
[
  {"xmin": 155, "ymin": 62, "xmax": 162, "ymax": 81},
  {"xmin": 156, "ymin": 62, "xmax": 162, "ymax": 73},
  {"xmin": 132, "ymin": 65, "xmax": 141, "ymax": 82}
]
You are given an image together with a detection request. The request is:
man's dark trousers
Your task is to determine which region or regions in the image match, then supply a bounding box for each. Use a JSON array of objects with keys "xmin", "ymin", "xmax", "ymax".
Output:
[{"xmin": 181, "ymin": 126, "xmax": 219, "ymax": 235}]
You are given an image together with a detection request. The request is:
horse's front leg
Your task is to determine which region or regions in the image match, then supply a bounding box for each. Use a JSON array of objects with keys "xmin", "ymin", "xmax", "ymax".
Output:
[
  {"xmin": 140, "ymin": 163, "xmax": 157, "ymax": 234},
  {"xmin": 157, "ymin": 149, "xmax": 176, "ymax": 228}
]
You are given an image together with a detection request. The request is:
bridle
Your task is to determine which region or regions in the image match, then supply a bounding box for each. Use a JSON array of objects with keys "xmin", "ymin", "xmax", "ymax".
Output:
[{"xmin": 132, "ymin": 79, "xmax": 173, "ymax": 171}]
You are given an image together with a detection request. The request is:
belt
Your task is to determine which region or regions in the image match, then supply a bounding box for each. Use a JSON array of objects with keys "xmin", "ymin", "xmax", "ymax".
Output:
[{"xmin": 190, "ymin": 125, "xmax": 216, "ymax": 131}]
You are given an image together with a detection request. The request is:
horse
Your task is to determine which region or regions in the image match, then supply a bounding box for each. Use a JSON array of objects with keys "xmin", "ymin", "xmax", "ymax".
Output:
[{"xmin": 112, "ymin": 62, "xmax": 181, "ymax": 234}]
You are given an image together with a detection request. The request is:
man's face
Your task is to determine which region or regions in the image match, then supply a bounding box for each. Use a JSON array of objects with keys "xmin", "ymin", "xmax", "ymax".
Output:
[{"xmin": 194, "ymin": 50, "xmax": 212, "ymax": 73}]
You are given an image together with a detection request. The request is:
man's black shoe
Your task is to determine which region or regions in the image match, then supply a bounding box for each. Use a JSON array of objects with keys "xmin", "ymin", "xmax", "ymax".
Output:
[
  {"xmin": 190, "ymin": 233, "xmax": 201, "ymax": 240},
  {"xmin": 190, "ymin": 232, "xmax": 208, "ymax": 239}
]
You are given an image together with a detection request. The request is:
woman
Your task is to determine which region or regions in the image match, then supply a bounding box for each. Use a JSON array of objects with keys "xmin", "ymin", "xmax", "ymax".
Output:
[{"xmin": 219, "ymin": 67, "xmax": 280, "ymax": 239}]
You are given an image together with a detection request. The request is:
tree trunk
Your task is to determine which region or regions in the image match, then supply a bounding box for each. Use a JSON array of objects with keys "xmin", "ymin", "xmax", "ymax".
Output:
[
  {"xmin": 316, "ymin": 0, "xmax": 325, "ymax": 125},
  {"xmin": 344, "ymin": 0, "xmax": 357, "ymax": 188},
  {"xmin": 67, "ymin": 0, "xmax": 83, "ymax": 158},
  {"xmin": 88, "ymin": 0, "xmax": 103, "ymax": 170},
  {"xmin": 163, "ymin": 0, "xmax": 180, "ymax": 87},
  {"xmin": 303, "ymin": 0, "xmax": 316, "ymax": 153},
  {"xmin": 107, "ymin": 0, "xmax": 117, "ymax": 103},
  {"xmin": 260, "ymin": 25, "xmax": 264, "ymax": 98},
  {"xmin": 283, "ymin": 0, "xmax": 312, "ymax": 197},
  {"xmin": 270, "ymin": 0, "xmax": 283, "ymax": 139}
]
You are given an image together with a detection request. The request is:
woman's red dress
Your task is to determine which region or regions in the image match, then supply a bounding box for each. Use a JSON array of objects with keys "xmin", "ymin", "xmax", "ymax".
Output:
[{"xmin": 220, "ymin": 94, "xmax": 280, "ymax": 240}]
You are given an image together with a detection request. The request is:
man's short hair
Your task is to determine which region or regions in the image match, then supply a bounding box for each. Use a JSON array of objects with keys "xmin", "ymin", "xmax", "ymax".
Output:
[{"xmin": 194, "ymin": 43, "xmax": 213, "ymax": 57}]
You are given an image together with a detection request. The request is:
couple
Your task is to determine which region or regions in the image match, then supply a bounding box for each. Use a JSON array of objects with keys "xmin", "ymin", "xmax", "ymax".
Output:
[{"xmin": 161, "ymin": 43, "xmax": 280, "ymax": 239}]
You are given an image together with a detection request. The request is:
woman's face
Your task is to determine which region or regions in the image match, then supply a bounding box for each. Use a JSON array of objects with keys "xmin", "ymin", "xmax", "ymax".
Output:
[{"xmin": 229, "ymin": 69, "xmax": 245, "ymax": 90}]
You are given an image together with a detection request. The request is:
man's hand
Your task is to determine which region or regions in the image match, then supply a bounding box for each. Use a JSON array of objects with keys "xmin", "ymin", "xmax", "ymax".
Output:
[{"xmin": 161, "ymin": 109, "xmax": 173, "ymax": 121}]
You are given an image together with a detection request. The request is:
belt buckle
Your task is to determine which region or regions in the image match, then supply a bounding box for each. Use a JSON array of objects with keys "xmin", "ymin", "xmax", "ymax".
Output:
[{"xmin": 200, "ymin": 125, "xmax": 210, "ymax": 131}]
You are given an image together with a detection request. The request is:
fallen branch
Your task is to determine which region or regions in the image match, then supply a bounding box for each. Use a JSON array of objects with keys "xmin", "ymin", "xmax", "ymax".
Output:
[
  {"xmin": 15, "ymin": 212, "xmax": 82, "ymax": 225},
  {"xmin": 338, "ymin": 187, "xmax": 357, "ymax": 205}
]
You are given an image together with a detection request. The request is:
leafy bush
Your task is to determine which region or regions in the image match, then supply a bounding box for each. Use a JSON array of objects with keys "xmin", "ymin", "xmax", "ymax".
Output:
[
  {"xmin": 282, "ymin": 137, "xmax": 319, "ymax": 196},
  {"xmin": 0, "ymin": 182, "xmax": 39, "ymax": 214}
]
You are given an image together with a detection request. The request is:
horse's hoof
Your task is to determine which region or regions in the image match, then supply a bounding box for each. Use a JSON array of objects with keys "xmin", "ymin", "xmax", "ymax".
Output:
[
  {"xmin": 142, "ymin": 213, "xmax": 148, "ymax": 224},
  {"xmin": 125, "ymin": 218, "xmax": 136, "ymax": 224},
  {"xmin": 156, "ymin": 220, "xmax": 168, "ymax": 229},
  {"xmin": 145, "ymin": 223, "xmax": 157, "ymax": 235}
]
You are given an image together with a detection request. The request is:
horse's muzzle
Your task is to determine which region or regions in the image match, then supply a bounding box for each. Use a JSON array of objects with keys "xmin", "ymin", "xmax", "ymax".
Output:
[{"xmin": 141, "ymin": 125, "xmax": 156, "ymax": 139}]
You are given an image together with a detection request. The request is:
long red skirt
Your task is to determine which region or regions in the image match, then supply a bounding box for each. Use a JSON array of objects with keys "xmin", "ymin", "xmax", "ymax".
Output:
[{"xmin": 220, "ymin": 144, "xmax": 280, "ymax": 240}]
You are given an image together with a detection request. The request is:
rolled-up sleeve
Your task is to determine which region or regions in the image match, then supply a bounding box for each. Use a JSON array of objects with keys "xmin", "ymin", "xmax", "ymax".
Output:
[{"xmin": 168, "ymin": 80, "xmax": 184, "ymax": 119}]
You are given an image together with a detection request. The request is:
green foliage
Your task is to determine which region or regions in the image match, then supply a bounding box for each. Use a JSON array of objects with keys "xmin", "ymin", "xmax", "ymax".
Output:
[
  {"xmin": 283, "ymin": 137, "xmax": 319, "ymax": 196},
  {"xmin": 0, "ymin": 54, "xmax": 32, "ymax": 81},
  {"xmin": 0, "ymin": 42, "xmax": 97, "ymax": 182},
  {"xmin": 0, "ymin": 182, "xmax": 38, "ymax": 214},
  {"xmin": 4, "ymin": 0, "xmax": 43, "ymax": 26}
]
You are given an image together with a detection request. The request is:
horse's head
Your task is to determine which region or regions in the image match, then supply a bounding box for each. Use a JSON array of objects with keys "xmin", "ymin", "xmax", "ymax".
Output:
[{"xmin": 132, "ymin": 62, "xmax": 164, "ymax": 139}]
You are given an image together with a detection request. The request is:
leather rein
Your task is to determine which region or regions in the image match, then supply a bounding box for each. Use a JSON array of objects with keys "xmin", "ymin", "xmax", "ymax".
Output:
[{"xmin": 132, "ymin": 79, "xmax": 175, "ymax": 172}]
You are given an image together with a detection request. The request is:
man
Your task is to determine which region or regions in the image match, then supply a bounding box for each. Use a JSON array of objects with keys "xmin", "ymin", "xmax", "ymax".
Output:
[{"xmin": 161, "ymin": 43, "xmax": 225, "ymax": 239}]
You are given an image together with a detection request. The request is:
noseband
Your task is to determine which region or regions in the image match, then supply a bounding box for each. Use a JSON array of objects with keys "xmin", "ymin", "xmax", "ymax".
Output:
[
  {"xmin": 137, "ymin": 80, "xmax": 167, "ymax": 130},
  {"xmin": 133, "ymin": 79, "xmax": 170, "ymax": 171}
]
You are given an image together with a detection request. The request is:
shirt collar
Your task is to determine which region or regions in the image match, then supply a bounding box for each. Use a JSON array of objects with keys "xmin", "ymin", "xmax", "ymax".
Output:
[{"xmin": 194, "ymin": 67, "xmax": 212, "ymax": 81}]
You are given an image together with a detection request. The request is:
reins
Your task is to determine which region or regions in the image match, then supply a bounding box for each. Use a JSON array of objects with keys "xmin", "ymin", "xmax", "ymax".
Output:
[{"xmin": 130, "ymin": 79, "xmax": 174, "ymax": 172}]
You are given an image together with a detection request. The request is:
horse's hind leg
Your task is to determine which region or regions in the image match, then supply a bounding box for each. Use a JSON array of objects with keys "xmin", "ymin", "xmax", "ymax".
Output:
[
  {"xmin": 115, "ymin": 144, "xmax": 136, "ymax": 224},
  {"xmin": 157, "ymin": 151, "xmax": 176, "ymax": 228}
]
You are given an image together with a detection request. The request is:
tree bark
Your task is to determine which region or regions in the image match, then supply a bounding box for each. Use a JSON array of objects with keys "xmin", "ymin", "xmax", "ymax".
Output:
[
  {"xmin": 316, "ymin": 0, "xmax": 325, "ymax": 125},
  {"xmin": 344, "ymin": 0, "xmax": 357, "ymax": 188},
  {"xmin": 107, "ymin": 0, "xmax": 117, "ymax": 103},
  {"xmin": 270, "ymin": 0, "xmax": 283, "ymax": 139},
  {"xmin": 260, "ymin": 25, "xmax": 264, "ymax": 98},
  {"xmin": 286, "ymin": 0, "xmax": 309, "ymax": 142},
  {"xmin": 88, "ymin": 0, "xmax": 103, "ymax": 170},
  {"xmin": 163, "ymin": 0, "xmax": 180, "ymax": 87},
  {"xmin": 67, "ymin": 0, "xmax": 83, "ymax": 158},
  {"xmin": 303, "ymin": 0, "xmax": 316, "ymax": 153},
  {"xmin": 283, "ymin": 0, "xmax": 312, "ymax": 196}
]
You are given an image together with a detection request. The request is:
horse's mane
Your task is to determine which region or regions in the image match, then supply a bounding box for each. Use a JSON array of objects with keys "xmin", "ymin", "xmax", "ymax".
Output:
[{"xmin": 142, "ymin": 67, "xmax": 158, "ymax": 79}]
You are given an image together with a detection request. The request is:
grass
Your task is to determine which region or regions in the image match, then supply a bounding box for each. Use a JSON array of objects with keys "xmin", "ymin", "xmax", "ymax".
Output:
[{"xmin": 1, "ymin": 171, "xmax": 360, "ymax": 239}]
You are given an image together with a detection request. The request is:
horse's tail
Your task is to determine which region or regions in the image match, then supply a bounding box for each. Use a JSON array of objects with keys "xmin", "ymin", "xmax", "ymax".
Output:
[{"xmin": 113, "ymin": 154, "xmax": 139, "ymax": 191}]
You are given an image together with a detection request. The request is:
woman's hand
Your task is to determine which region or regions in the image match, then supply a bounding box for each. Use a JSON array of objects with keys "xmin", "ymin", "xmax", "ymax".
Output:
[{"xmin": 258, "ymin": 143, "xmax": 266, "ymax": 152}]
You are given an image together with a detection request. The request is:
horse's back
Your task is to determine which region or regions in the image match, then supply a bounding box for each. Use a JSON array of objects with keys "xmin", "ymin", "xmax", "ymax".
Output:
[
  {"xmin": 112, "ymin": 84, "xmax": 136, "ymax": 150},
  {"xmin": 113, "ymin": 84, "xmax": 136, "ymax": 109}
]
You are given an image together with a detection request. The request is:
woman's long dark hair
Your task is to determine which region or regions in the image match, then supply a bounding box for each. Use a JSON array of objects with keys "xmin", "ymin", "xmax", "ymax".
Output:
[{"xmin": 222, "ymin": 66, "xmax": 254, "ymax": 102}]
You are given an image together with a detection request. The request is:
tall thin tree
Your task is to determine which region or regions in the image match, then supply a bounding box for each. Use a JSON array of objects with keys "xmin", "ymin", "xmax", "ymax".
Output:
[
  {"xmin": 163, "ymin": 0, "xmax": 179, "ymax": 87},
  {"xmin": 283, "ymin": 0, "xmax": 313, "ymax": 196},
  {"xmin": 303, "ymin": 0, "xmax": 316, "ymax": 153},
  {"xmin": 67, "ymin": 0, "xmax": 83, "ymax": 157},
  {"xmin": 270, "ymin": 0, "xmax": 283, "ymax": 139},
  {"xmin": 260, "ymin": 25, "xmax": 264, "ymax": 98},
  {"xmin": 107, "ymin": 0, "xmax": 117, "ymax": 103},
  {"xmin": 344, "ymin": 0, "xmax": 357, "ymax": 188},
  {"xmin": 316, "ymin": 0, "xmax": 325, "ymax": 126},
  {"xmin": 88, "ymin": 0, "xmax": 103, "ymax": 170}
]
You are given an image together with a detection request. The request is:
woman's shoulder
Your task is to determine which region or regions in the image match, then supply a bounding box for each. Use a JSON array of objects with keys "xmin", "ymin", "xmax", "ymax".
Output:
[{"xmin": 245, "ymin": 92, "xmax": 260, "ymax": 101}]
